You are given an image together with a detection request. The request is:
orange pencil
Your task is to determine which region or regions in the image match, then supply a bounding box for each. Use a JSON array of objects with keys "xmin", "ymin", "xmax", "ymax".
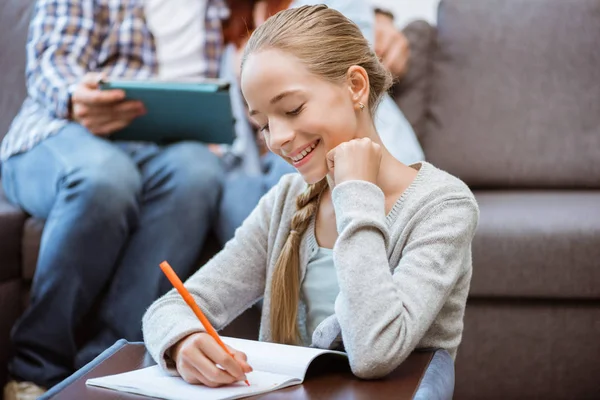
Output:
[{"xmin": 159, "ymin": 261, "xmax": 250, "ymax": 386}]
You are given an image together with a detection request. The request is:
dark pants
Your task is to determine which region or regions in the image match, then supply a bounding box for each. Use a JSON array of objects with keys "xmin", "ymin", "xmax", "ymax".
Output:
[{"xmin": 1, "ymin": 123, "xmax": 224, "ymax": 387}]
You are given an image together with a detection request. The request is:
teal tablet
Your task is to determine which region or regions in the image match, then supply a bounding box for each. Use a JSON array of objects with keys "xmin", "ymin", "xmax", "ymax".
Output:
[{"xmin": 99, "ymin": 79, "xmax": 236, "ymax": 145}]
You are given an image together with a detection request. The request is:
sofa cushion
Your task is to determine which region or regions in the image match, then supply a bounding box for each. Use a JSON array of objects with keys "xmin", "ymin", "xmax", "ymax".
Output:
[
  {"xmin": 15, "ymin": 192, "xmax": 600, "ymax": 297},
  {"xmin": 423, "ymin": 0, "xmax": 600, "ymax": 188},
  {"xmin": 0, "ymin": 184, "xmax": 26, "ymax": 282},
  {"xmin": 471, "ymin": 191, "xmax": 600, "ymax": 299},
  {"xmin": 0, "ymin": 0, "xmax": 33, "ymax": 141}
]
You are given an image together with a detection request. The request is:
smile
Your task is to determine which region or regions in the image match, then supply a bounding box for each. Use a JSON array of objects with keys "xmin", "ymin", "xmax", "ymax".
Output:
[{"xmin": 290, "ymin": 141, "xmax": 318, "ymax": 162}]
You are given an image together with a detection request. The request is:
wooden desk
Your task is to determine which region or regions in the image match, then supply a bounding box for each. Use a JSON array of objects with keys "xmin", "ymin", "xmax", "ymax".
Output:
[{"xmin": 49, "ymin": 342, "xmax": 438, "ymax": 400}]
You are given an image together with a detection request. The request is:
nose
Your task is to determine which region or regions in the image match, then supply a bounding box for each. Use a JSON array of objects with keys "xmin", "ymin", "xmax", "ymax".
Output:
[{"xmin": 267, "ymin": 119, "xmax": 295, "ymax": 152}]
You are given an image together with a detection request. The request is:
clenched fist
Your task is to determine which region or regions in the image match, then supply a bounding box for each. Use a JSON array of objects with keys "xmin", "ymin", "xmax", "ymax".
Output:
[
  {"xmin": 326, "ymin": 138, "xmax": 382, "ymax": 185},
  {"xmin": 172, "ymin": 332, "xmax": 253, "ymax": 387}
]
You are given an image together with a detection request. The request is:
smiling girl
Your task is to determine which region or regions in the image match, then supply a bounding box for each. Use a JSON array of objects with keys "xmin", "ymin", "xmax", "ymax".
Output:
[{"xmin": 143, "ymin": 5, "xmax": 479, "ymax": 386}]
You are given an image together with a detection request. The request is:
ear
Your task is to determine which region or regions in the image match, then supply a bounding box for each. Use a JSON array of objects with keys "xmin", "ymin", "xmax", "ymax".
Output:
[{"xmin": 346, "ymin": 65, "xmax": 370, "ymax": 111}]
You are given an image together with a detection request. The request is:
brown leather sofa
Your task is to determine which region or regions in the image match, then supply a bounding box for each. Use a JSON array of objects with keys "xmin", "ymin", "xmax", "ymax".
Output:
[{"xmin": 1, "ymin": 0, "xmax": 599, "ymax": 399}]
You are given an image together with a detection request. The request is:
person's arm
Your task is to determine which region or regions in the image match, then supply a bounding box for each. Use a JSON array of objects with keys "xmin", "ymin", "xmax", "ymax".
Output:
[
  {"xmin": 142, "ymin": 176, "xmax": 290, "ymax": 373},
  {"xmin": 368, "ymin": 0, "xmax": 396, "ymax": 18},
  {"xmin": 289, "ymin": 0, "xmax": 374, "ymax": 43},
  {"xmin": 297, "ymin": 0, "xmax": 409, "ymax": 78},
  {"xmin": 25, "ymin": 0, "xmax": 103, "ymax": 119},
  {"xmin": 374, "ymin": 12, "xmax": 410, "ymax": 79},
  {"xmin": 331, "ymin": 181, "xmax": 479, "ymax": 379},
  {"xmin": 368, "ymin": 0, "xmax": 411, "ymax": 79}
]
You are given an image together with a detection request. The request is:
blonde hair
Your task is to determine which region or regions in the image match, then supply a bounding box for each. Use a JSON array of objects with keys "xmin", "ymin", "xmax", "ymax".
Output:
[{"xmin": 242, "ymin": 5, "xmax": 392, "ymax": 344}]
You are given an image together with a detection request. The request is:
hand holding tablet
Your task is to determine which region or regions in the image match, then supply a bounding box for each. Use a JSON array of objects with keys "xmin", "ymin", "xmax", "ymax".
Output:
[{"xmin": 99, "ymin": 79, "xmax": 236, "ymax": 145}]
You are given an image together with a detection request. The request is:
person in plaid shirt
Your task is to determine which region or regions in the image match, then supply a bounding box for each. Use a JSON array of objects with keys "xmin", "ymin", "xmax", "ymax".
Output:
[{"xmin": 2, "ymin": 1, "xmax": 231, "ymax": 398}]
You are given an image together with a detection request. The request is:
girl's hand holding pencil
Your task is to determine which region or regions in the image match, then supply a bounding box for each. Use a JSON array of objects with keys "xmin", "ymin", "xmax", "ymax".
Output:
[
  {"xmin": 160, "ymin": 261, "xmax": 253, "ymax": 387},
  {"xmin": 172, "ymin": 332, "xmax": 253, "ymax": 387}
]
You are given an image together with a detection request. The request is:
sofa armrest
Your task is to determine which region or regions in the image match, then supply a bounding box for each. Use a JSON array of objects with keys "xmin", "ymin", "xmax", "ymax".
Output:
[{"xmin": 0, "ymin": 181, "xmax": 26, "ymax": 283}]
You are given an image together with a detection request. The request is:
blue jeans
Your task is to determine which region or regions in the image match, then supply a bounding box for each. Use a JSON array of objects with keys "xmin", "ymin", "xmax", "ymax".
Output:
[{"xmin": 1, "ymin": 123, "xmax": 224, "ymax": 387}]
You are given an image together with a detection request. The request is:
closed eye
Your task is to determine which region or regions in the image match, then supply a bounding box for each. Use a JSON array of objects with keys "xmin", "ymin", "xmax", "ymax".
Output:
[
  {"xmin": 287, "ymin": 104, "xmax": 304, "ymax": 116},
  {"xmin": 259, "ymin": 104, "xmax": 304, "ymax": 133}
]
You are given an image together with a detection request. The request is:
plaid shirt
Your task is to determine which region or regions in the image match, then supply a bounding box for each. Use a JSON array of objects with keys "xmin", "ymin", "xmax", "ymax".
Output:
[{"xmin": 1, "ymin": 0, "xmax": 229, "ymax": 161}]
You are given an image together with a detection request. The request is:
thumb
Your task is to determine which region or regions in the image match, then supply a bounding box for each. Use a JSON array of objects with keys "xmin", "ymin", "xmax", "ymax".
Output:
[
  {"xmin": 326, "ymin": 147, "xmax": 336, "ymax": 173},
  {"xmin": 81, "ymin": 72, "xmax": 106, "ymax": 89}
]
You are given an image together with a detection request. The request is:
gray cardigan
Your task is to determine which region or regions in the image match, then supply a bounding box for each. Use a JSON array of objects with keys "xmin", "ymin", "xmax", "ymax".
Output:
[{"xmin": 142, "ymin": 162, "xmax": 479, "ymax": 379}]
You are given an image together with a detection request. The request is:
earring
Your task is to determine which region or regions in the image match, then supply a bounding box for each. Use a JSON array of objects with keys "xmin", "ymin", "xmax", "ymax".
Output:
[{"xmin": 358, "ymin": 102, "xmax": 365, "ymax": 111}]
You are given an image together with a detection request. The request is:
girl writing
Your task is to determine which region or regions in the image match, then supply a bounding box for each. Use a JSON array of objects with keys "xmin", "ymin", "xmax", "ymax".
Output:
[{"xmin": 143, "ymin": 5, "xmax": 479, "ymax": 386}]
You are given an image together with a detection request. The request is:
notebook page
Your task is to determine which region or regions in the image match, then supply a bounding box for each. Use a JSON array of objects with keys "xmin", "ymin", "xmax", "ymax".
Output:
[
  {"xmin": 222, "ymin": 337, "xmax": 347, "ymax": 382},
  {"xmin": 86, "ymin": 365, "xmax": 300, "ymax": 400}
]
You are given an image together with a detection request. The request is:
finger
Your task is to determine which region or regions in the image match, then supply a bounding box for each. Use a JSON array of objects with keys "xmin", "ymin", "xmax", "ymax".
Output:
[
  {"xmin": 383, "ymin": 40, "xmax": 405, "ymax": 74},
  {"xmin": 86, "ymin": 105, "xmax": 138, "ymax": 128},
  {"xmin": 380, "ymin": 34, "xmax": 402, "ymax": 68},
  {"xmin": 375, "ymin": 28, "xmax": 394, "ymax": 58},
  {"xmin": 326, "ymin": 148, "xmax": 336, "ymax": 172},
  {"xmin": 204, "ymin": 344, "xmax": 247, "ymax": 382},
  {"xmin": 180, "ymin": 353, "xmax": 222, "ymax": 388},
  {"xmin": 174, "ymin": 345, "xmax": 204, "ymax": 384},
  {"xmin": 81, "ymin": 111, "xmax": 134, "ymax": 134},
  {"xmin": 185, "ymin": 354, "xmax": 226, "ymax": 388},
  {"xmin": 113, "ymin": 100, "xmax": 145, "ymax": 115},
  {"xmin": 253, "ymin": 1, "xmax": 268, "ymax": 26},
  {"xmin": 95, "ymin": 101, "xmax": 144, "ymax": 125},
  {"xmin": 72, "ymin": 103, "xmax": 91, "ymax": 120},
  {"xmin": 229, "ymin": 348, "xmax": 253, "ymax": 373},
  {"xmin": 194, "ymin": 350, "xmax": 240, "ymax": 385},
  {"xmin": 178, "ymin": 364, "xmax": 203, "ymax": 385},
  {"xmin": 74, "ymin": 100, "xmax": 140, "ymax": 123},
  {"xmin": 207, "ymin": 143, "xmax": 224, "ymax": 157},
  {"xmin": 72, "ymin": 87, "xmax": 126, "ymax": 106},
  {"xmin": 177, "ymin": 346, "xmax": 235, "ymax": 387},
  {"xmin": 193, "ymin": 369, "xmax": 222, "ymax": 388},
  {"xmin": 372, "ymin": 141, "xmax": 382, "ymax": 153},
  {"xmin": 374, "ymin": 28, "xmax": 385, "ymax": 56},
  {"xmin": 372, "ymin": 143, "xmax": 383, "ymax": 162},
  {"xmin": 91, "ymin": 118, "xmax": 132, "ymax": 136},
  {"xmin": 398, "ymin": 32, "xmax": 410, "ymax": 55}
]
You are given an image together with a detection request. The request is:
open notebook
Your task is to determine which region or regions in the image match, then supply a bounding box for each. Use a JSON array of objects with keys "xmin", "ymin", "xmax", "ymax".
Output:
[{"xmin": 86, "ymin": 336, "xmax": 347, "ymax": 400}]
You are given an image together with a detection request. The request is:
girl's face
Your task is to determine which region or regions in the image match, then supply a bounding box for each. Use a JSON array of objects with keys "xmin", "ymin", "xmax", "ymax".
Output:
[{"xmin": 241, "ymin": 48, "xmax": 364, "ymax": 184}]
